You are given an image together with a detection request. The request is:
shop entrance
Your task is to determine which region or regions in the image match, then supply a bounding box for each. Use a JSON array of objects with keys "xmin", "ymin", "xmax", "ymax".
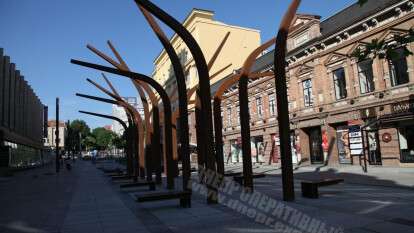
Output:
[
  {"xmin": 307, "ymin": 127, "xmax": 324, "ymax": 164},
  {"xmin": 398, "ymin": 125, "xmax": 414, "ymax": 163},
  {"xmin": 251, "ymin": 136, "xmax": 264, "ymax": 163},
  {"xmin": 365, "ymin": 129, "xmax": 382, "ymax": 165}
]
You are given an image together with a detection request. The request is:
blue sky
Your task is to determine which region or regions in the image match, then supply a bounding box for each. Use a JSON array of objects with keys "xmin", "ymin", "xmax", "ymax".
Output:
[{"xmin": 0, "ymin": 0, "xmax": 355, "ymax": 129}]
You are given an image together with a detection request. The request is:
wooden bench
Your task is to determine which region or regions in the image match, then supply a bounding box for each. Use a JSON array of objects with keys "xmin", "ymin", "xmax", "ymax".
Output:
[
  {"xmin": 301, "ymin": 178, "xmax": 344, "ymax": 199},
  {"xmin": 120, "ymin": 181, "xmax": 156, "ymax": 190},
  {"xmin": 135, "ymin": 190, "xmax": 191, "ymax": 208},
  {"xmin": 233, "ymin": 173, "xmax": 266, "ymax": 185}
]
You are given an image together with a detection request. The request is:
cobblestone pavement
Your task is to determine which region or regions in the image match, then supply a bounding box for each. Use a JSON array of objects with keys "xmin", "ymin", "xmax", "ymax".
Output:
[{"xmin": 1, "ymin": 160, "xmax": 414, "ymax": 233}]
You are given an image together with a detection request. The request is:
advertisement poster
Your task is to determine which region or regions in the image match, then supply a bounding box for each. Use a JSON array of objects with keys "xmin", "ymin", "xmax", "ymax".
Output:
[{"xmin": 336, "ymin": 128, "xmax": 351, "ymax": 164}]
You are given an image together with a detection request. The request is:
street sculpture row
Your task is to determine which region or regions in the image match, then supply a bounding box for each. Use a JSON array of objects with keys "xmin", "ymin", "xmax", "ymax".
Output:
[{"xmin": 74, "ymin": 0, "xmax": 301, "ymax": 207}]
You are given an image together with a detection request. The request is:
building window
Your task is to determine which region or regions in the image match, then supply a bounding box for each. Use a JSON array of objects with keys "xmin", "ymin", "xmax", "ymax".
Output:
[
  {"xmin": 236, "ymin": 105, "xmax": 240, "ymax": 124},
  {"xmin": 268, "ymin": 93, "xmax": 276, "ymax": 116},
  {"xmin": 302, "ymin": 79, "xmax": 313, "ymax": 107},
  {"xmin": 185, "ymin": 70, "xmax": 190, "ymax": 86},
  {"xmin": 389, "ymin": 48, "xmax": 409, "ymax": 87},
  {"xmin": 294, "ymin": 32, "xmax": 309, "ymax": 47},
  {"xmin": 358, "ymin": 60, "xmax": 375, "ymax": 94},
  {"xmin": 256, "ymin": 97, "xmax": 263, "ymax": 118},
  {"xmin": 333, "ymin": 68, "xmax": 347, "ymax": 100},
  {"xmin": 227, "ymin": 107, "xmax": 232, "ymax": 126},
  {"xmin": 248, "ymin": 100, "xmax": 253, "ymax": 116}
]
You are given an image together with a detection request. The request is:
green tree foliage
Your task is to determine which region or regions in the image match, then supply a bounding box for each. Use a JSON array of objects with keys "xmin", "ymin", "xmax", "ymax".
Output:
[
  {"xmin": 91, "ymin": 127, "xmax": 118, "ymax": 150},
  {"xmin": 112, "ymin": 132, "xmax": 126, "ymax": 150},
  {"xmin": 65, "ymin": 119, "xmax": 91, "ymax": 153}
]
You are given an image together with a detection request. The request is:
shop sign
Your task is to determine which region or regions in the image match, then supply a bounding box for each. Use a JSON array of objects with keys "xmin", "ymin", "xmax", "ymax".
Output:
[
  {"xmin": 391, "ymin": 101, "xmax": 414, "ymax": 114},
  {"xmin": 349, "ymin": 126, "xmax": 363, "ymax": 155},
  {"xmin": 382, "ymin": 133, "xmax": 392, "ymax": 143}
]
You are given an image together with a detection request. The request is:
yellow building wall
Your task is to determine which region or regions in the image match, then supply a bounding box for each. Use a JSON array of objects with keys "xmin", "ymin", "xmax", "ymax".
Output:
[{"xmin": 152, "ymin": 9, "xmax": 261, "ymax": 100}]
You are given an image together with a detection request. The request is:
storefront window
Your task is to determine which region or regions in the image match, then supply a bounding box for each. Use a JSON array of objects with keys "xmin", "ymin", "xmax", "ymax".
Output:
[
  {"xmin": 389, "ymin": 48, "xmax": 409, "ymax": 87},
  {"xmin": 399, "ymin": 126, "xmax": 414, "ymax": 163},
  {"xmin": 230, "ymin": 139, "xmax": 242, "ymax": 163},
  {"xmin": 358, "ymin": 60, "xmax": 375, "ymax": 94},
  {"xmin": 333, "ymin": 68, "xmax": 347, "ymax": 100}
]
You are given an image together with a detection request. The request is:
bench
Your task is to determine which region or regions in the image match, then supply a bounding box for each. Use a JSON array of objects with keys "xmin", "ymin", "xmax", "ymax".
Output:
[
  {"xmin": 224, "ymin": 172, "xmax": 242, "ymax": 177},
  {"xmin": 101, "ymin": 168, "xmax": 124, "ymax": 174},
  {"xmin": 301, "ymin": 178, "xmax": 344, "ymax": 199},
  {"xmin": 135, "ymin": 190, "xmax": 191, "ymax": 208},
  {"xmin": 233, "ymin": 173, "xmax": 266, "ymax": 185},
  {"xmin": 111, "ymin": 175, "xmax": 134, "ymax": 180},
  {"xmin": 120, "ymin": 181, "xmax": 156, "ymax": 190}
]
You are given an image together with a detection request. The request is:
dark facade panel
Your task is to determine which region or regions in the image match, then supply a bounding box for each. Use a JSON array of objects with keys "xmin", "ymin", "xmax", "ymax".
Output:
[
  {"xmin": 16, "ymin": 75, "xmax": 23, "ymax": 135},
  {"xmin": 43, "ymin": 105, "xmax": 48, "ymax": 138},
  {"xmin": 10, "ymin": 70, "xmax": 20, "ymax": 132},
  {"xmin": 0, "ymin": 50, "xmax": 4, "ymax": 125},
  {"xmin": 23, "ymin": 80, "xmax": 28, "ymax": 138},
  {"xmin": 3, "ymin": 57, "xmax": 10, "ymax": 128},
  {"xmin": 0, "ymin": 49, "xmax": 45, "ymax": 149},
  {"xmin": 9, "ymin": 64, "xmax": 15, "ymax": 130}
]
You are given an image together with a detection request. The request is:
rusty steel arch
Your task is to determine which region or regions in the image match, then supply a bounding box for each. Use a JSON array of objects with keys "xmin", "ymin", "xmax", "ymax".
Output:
[
  {"xmin": 238, "ymin": 37, "xmax": 277, "ymax": 190},
  {"xmin": 212, "ymin": 71, "xmax": 274, "ymax": 179},
  {"xmin": 76, "ymin": 93, "xmax": 140, "ymax": 179},
  {"xmin": 273, "ymin": 0, "xmax": 301, "ymax": 202},
  {"xmin": 138, "ymin": 6, "xmax": 191, "ymax": 192},
  {"xmin": 87, "ymin": 43, "xmax": 163, "ymax": 183},
  {"xmin": 135, "ymin": 0, "xmax": 223, "ymax": 203},
  {"xmin": 71, "ymin": 59, "xmax": 176, "ymax": 190},
  {"xmin": 79, "ymin": 110, "xmax": 133, "ymax": 176},
  {"xmin": 85, "ymin": 78, "xmax": 146, "ymax": 178}
]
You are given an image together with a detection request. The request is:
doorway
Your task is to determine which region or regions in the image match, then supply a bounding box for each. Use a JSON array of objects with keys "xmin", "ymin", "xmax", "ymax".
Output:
[
  {"xmin": 365, "ymin": 130, "xmax": 382, "ymax": 165},
  {"xmin": 308, "ymin": 127, "xmax": 324, "ymax": 164}
]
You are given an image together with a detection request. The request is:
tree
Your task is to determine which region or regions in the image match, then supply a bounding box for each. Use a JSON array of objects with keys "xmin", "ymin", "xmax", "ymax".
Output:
[
  {"xmin": 112, "ymin": 133, "xmax": 126, "ymax": 150},
  {"xmin": 91, "ymin": 127, "xmax": 117, "ymax": 151},
  {"xmin": 65, "ymin": 119, "xmax": 91, "ymax": 153}
]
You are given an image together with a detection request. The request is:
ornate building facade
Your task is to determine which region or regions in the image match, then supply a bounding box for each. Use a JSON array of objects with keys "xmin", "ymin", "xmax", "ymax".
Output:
[{"xmin": 218, "ymin": 0, "xmax": 414, "ymax": 167}]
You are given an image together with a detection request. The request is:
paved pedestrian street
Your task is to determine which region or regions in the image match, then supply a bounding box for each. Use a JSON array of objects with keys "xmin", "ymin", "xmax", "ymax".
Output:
[{"xmin": 1, "ymin": 160, "xmax": 413, "ymax": 233}]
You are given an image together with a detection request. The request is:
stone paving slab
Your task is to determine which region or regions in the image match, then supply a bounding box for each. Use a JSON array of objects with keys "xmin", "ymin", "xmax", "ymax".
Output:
[
  {"xmin": 60, "ymin": 162, "xmax": 149, "ymax": 233},
  {"xmin": 2, "ymin": 159, "xmax": 414, "ymax": 233}
]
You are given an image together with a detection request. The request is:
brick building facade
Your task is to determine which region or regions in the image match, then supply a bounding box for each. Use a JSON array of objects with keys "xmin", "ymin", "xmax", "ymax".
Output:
[{"xmin": 206, "ymin": 0, "xmax": 414, "ymax": 168}]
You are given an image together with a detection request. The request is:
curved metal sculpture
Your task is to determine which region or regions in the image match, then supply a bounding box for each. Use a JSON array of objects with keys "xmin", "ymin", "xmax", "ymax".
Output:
[
  {"xmin": 135, "ymin": 0, "xmax": 217, "ymax": 203},
  {"xmin": 100, "ymin": 74, "xmax": 151, "ymax": 180},
  {"xmin": 87, "ymin": 43, "xmax": 162, "ymax": 183},
  {"xmin": 71, "ymin": 59, "xmax": 176, "ymax": 190},
  {"xmin": 85, "ymin": 78, "xmax": 146, "ymax": 179},
  {"xmin": 138, "ymin": 6, "xmax": 190, "ymax": 192},
  {"xmin": 212, "ymin": 71, "xmax": 274, "ymax": 180},
  {"xmin": 239, "ymin": 37, "xmax": 277, "ymax": 190},
  {"xmin": 79, "ymin": 110, "xmax": 133, "ymax": 176},
  {"xmin": 76, "ymin": 93, "xmax": 140, "ymax": 179},
  {"xmin": 273, "ymin": 0, "xmax": 301, "ymax": 201}
]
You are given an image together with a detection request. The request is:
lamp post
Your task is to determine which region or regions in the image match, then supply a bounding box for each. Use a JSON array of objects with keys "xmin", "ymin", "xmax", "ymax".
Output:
[{"xmin": 55, "ymin": 97, "xmax": 60, "ymax": 173}]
